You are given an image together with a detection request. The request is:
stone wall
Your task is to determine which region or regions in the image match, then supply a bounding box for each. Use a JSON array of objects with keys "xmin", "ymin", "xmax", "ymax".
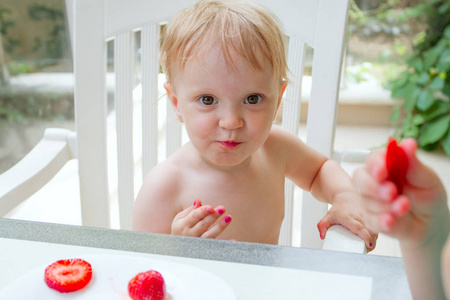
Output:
[{"xmin": 0, "ymin": 0, "xmax": 71, "ymax": 63}]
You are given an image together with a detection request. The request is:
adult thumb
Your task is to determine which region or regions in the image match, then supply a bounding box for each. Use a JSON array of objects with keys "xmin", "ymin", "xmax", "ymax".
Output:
[{"xmin": 400, "ymin": 138, "xmax": 439, "ymax": 189}]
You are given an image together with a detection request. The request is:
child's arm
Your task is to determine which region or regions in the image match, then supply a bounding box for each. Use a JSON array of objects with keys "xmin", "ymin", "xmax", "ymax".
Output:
[
  {"xmin": 133, "ymin": 166, "xmax": 231, "ymax": 238},
  {"xmin": 353, "ymin": 138, "xmax": 449, "ymax": 299},
  {"xmin": 273, "ymin": 126, "xmax": 377, "ymax": 250}
]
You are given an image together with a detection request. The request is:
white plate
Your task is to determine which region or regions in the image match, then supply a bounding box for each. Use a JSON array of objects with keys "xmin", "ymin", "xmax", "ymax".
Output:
[{"xmin": 0, "ymin": 254, "xmax": 236, "ymax": 299}]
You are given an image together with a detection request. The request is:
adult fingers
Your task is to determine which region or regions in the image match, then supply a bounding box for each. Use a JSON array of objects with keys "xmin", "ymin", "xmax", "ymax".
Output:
[
  {"xmin": 401, "ymin": 138, "xmax": 441, "ymax": 190},
  {"xmin": 353, "ymin": 167, "xmax": 397, "ymax": 202},
  {"xmin": 364, "ymin": 148, "xmax": 388, "ymax": 182}
]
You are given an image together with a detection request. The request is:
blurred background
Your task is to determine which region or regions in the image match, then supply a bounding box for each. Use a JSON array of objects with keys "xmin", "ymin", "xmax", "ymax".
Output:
[{"xmin": 1, "ymin": 0, "xmax": 449, "ymax": 174}]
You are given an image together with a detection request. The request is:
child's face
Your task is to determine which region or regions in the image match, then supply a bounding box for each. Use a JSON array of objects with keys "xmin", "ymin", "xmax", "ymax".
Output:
[{"xmin": 165, "ymin": 45, "xmax": 287, "ymax": 169}]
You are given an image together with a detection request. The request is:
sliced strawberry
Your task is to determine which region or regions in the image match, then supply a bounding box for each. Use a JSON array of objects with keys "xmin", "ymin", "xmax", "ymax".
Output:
[
  {"xmin": 128, "ymin": 270, "xmax": 166, "ymax": 300},
  {"xmin": 44, "ymin": 258, "xmax": 92, "ymax": 293},
  {"xmin": 386, "ymin": 137, "xmax": 409, "ymax": 194}
]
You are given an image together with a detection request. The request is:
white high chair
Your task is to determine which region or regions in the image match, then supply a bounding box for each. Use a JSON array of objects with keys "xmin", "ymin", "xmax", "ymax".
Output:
[{"xmin": 0, "ymin": 0, "xmax": 366, "ymax": 253}]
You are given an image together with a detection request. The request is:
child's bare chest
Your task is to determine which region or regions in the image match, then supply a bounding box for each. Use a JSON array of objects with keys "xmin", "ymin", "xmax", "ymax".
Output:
[{"xmin": 177, "ymin": 166, "xmax": 286, "ymax": 243}]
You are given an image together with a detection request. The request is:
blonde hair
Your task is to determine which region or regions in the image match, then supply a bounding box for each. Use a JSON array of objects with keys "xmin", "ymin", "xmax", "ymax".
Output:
[{"xmin": 160, "ymin": 0, "xmax": 289, "ymax": 85}]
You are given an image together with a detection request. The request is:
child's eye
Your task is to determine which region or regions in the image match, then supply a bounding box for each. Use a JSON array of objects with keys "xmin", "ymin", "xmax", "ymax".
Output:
[
  {"xmin": 245, "ymin": 94, "xmax": 262, "ymax": 104},
  {"xmin": 199, "ymin": 96, "xmax": 217, "ymax": 105}
]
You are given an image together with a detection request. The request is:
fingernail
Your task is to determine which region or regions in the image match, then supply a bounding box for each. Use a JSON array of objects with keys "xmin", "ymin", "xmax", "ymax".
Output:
[
  {"xmin": 217, "ymin": 208, "xmax": 225, "ymax": 214},
  {"xmin": 206, "ymin": 207, "xmax": 214, "ymax": 213},
  {"xmin": 370, "ymin": 242, "xmax": 373, "ymax": 247},
  {"xmin": 224, "ymin": 215, "xmax": 232, "ymax": 223},
  {"xmin": 193, "ymin": 200, "xmax": 197, "ymax": 206}
]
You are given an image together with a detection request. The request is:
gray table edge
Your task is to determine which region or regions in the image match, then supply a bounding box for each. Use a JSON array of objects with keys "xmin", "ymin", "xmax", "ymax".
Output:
[{"xmin": 0, "ymin": 218, "xmax": 411, "ymax": 299}]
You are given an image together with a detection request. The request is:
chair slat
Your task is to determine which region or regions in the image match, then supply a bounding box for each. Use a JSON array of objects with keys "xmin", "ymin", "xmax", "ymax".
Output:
[
  {"xmin": 75, "ymin": 0, "xmax": 110, "ymax": 228},
  {"xmin": 300, "ymin": 0, "xmax": 349, "ymax": 249},
  {"xmin": 279, "ymin": 36, "xmax": 306, "ymax": 246},
  {"xmin": 141, "ymin": 24, "xmax": 160, "ymax": 178},
  {"xmin": 114, "ymin": 32, "xmax": 135, "ymax": 230}
]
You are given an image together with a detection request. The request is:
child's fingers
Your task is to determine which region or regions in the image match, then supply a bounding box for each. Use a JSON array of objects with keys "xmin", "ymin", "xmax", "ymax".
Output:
[
  {"xmin": 340, "ymin": 218, "xmax": 378, "ymax": 252},
  {"xmin": 317, "ymin": 217, "xmax": 331, "ymax": 240},
  {"xmin": 317, "ymin": 216, "xmax": 378, "ymax": 252},
  {"xmin": 173, "ymin": 199, "xmax": 202, "ymax": 222},
  {"xmin": 188, "ymin": 206, "xmax": 226, "ymax": 235},
  {"xmin": 183, "ymin": 205, "xmax": 215, "ymax": 229},
  {"xmin": 201, "ymin": 215, "xmax": 232, "ymax": 238}
]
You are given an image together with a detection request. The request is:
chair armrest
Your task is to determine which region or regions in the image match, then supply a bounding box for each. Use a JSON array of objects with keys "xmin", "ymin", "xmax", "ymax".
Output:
[
  {"xmin": 0, "ymin": 128, "xmax": 76, "ymax": 216},
  {"xmin": 322, "ymin": 225, "xmax": 367, "ymax": 254}
]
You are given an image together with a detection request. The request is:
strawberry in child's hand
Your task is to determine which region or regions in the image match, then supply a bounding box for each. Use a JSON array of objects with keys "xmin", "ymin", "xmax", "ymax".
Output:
[
  {"xmin": 128, "ymin": 270, "xmax": 167, "ymax": 300},
  {"xmin": 44, "ymin": 258, "xmax": 92, "ymax": 293},
  {"xmin": 386, "ymin": 137, "xmax": 409, "ymax": 194}
]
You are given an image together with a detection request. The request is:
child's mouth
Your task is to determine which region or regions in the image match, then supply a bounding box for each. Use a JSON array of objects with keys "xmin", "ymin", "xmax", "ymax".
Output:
[{"xmin": 217, "ymin": 141, "xmax": 241, "ymax": 149}]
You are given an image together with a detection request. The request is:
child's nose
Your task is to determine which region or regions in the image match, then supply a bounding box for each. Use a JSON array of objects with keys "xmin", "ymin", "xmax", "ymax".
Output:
[{"xmin": 218, "ymin": 108, "xmax": 244, "ymax": 130}]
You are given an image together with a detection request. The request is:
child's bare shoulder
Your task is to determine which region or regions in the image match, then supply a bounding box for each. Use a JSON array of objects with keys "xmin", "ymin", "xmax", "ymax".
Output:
[
  {"xmin": 265, "ymin": 125, "xmax": 305, "ymax": 150},
  {"xmin": 138, "ymin": 147, "xmax": 190, "ymax": 206}
]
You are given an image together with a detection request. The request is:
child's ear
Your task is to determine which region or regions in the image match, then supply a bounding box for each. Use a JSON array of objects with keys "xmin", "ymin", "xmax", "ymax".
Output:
[{"xmin": 164, "ymin": 82, "xmax": 184, "ymax": 123}]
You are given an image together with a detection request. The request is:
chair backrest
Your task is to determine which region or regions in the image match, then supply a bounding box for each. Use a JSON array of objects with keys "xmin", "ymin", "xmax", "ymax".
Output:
[{"xmin": 73, "ymin": 0, "xmax": 349, "ymax": 248}]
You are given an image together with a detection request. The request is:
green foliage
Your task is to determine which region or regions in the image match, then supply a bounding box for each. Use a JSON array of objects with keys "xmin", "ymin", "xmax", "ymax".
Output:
[
  {"xmin": 0, "ymin": 8, "xmax": 20, "ymax": 54},
  {"xmin": 28, "ymin": 4, "xmax": 68, "ymax": 60},
  {"xmin": 348, "ymin": 0, "xmax": 417, "ymax": 37},
  {"xmin": 389, "ymin": 0, "xmax": 450, "ymax": 155}
]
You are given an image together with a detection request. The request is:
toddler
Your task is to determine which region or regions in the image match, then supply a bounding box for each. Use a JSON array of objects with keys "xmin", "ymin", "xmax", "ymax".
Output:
[{"xmin": 133, "ymin": 0, "xmax": 376, "ymax": 250}]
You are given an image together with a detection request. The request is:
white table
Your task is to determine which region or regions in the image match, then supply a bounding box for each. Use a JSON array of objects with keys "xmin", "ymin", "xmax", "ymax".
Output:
[{"xmin": 0, "ymin": 219, "xmax": 411, "ymax": 299}]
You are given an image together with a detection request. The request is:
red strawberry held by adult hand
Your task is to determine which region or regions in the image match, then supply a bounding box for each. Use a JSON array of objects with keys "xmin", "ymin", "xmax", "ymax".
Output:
[
  {"xmin": 44, "ymin": 258, "xmax": 93, "ymax": 293},
  {"xmin": 386, "ymin": 137, "xmax": 409, "ymax": 194},
  {"xmin": 128, "ymin": 270, "xmax": 167, "ymax": 300}
]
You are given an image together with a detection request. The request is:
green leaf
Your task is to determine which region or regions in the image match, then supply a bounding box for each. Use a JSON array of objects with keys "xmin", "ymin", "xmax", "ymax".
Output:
[
  {"xmin": 411, "ymin": 57, "xmax": 424, "ymax": 72},
  {"xmin": 417, "ymin": 72, "xmax": 430, "ymax": 85},
  {"xmin": 422, "ymin": 141, "xmax": 440, "ymax": 152},
  {"xmin": 391, "ymin": 73, "xmax": 409, "ymax": 90},
  {"xmin": 404, "ymin": 87, "xmax": 421, "ymax": 112},
  {"xmin": 444, "ymin": 84, "xmax": 450, "ymax": 97},
  {"xmin": 445, "ymin": 25, "xmax": 450, "ymax": 39},
  {"xmin": 438, "ymin": 2, "xmax": 450, "ymax": 14},
  {"xmin": 429, "ymin": 76, "xmax": 445, "ymax": 90},
  {"xmin": 419, "ymin": 115, "xmax": 450, "ymax": 147},
  {"xmin": 402, "ymin": 123, "xmax": 419, "ymax": 139},
  {"xmin": 443, "ymin": 129, "xmax": 450, "ymax": 156},
  {"xmin": 437, "ymin": 50, "xmax": 450, "ymax": 72},
  {"xmin": 413, "ymin": 114, "xmax": 425, "ymax": 125},
  {"xmin": 422, "ymin": 100, "xmax": 450, "ymax": 122},
  {"xmin": 416, "ymin": 89, "xmax": 434, "ymax": 111},
  {"xmin": 424, "ymin": 46, "xmax": 442, "ymax": 69}
]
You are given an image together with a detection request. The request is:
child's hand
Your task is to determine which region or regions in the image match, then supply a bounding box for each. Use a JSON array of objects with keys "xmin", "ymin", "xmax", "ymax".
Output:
[
  {"xmin": 352, "ymin": 138, "xmax": 448, "ymax": 244},
  {"xmin": 317, "ymin": 191, "xmax": 378, "ymax": 252},
  {"xmin": 171, "ymin": 200, "xmax": 232, "ymax": 238}
]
